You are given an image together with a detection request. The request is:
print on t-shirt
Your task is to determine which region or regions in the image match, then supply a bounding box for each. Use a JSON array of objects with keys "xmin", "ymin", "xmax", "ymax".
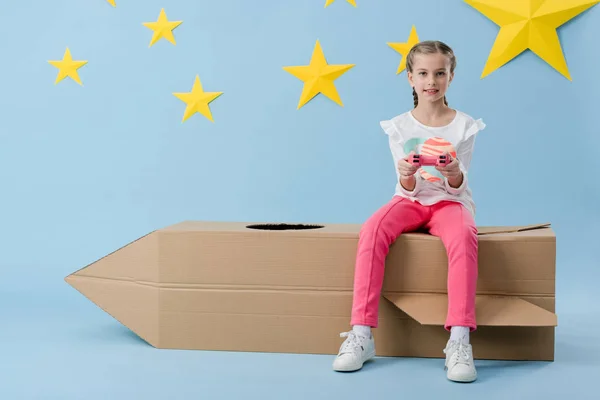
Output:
[{"xmin": 403, "ymin": 136, "xmax": 456, "ymax": 183}]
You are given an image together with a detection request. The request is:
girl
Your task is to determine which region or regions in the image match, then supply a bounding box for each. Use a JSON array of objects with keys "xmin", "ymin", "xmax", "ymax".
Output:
[{"xmin": 332, "ymin": 40, "xmax": 485, "ymax": 383}]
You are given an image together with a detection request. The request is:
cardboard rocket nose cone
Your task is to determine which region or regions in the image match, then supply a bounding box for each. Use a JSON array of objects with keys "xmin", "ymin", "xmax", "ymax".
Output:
[
  {"xmin": 64, "ymin": 232, "xmax": 160, "ymax": 346},
  {"xmin": 65, "ymin": 220, "xmax": 557, "ymax": 360}
]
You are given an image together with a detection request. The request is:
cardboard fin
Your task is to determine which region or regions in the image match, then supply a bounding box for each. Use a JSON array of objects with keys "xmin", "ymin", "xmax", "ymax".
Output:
[
  {"xmin": 477, "ymin": 223, "xmax": 551, "ymax": 235},
  {"xmin": 66, "ymin": 275, "xmax": 160, "ymax": 346},
  {"xmin": 384, "ymin": 293, "xmax": 557, "ymax": 327}
]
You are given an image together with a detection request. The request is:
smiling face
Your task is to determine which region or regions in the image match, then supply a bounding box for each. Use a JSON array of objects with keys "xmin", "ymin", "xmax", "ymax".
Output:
[{"xmin": 407, "ymin": 52, "xmax": 454, "ymax": 105}]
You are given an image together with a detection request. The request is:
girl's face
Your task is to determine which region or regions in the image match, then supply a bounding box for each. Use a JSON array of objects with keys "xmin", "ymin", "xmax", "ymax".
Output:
[{"xmin": 408, "ymin": 52, "xmax": 454, "ymax": 105}]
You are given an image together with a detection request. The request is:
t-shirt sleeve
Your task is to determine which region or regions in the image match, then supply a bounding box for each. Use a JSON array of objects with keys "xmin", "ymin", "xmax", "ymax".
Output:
[
  {"xmin": 459, "ymin": 118, "xmax": 485, "ymax": 171},
  {"xmin": 381, "ymin": 117, "xmax": 423, "ymax": 196},
  {"xmin": 380, "ymin": 119, "xmax": 401, "ymax": 142},
  {"xmin": 444, "ymin": 118, "xmax": 486, "ymax": 195}
]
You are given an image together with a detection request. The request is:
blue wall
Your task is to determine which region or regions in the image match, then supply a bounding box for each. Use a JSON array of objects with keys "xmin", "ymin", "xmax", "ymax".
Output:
[{"xmin": 1, "ymin": 0, "xmax": 598, "ymax": 294}]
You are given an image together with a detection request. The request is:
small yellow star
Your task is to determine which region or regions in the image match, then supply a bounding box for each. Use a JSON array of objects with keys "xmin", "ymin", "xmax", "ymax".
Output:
[
  {"xmin": 283, "ymin": 40, "xmax": 355, "ymax": 109},
  {"xmin": 106, "ymin": 0, "xmax": 116, "ymax": 7},
  {"xmin": 325, "ymin": 0, "xmax": 357, "ymax": 7},
  {"xmin": 465, "ymin": 0, "xmax": 600, "ymax": 80},
  {"xmin": 387, "ymin": 25, "xmax": 420, "ymax": 75},
  {"xmin": 173, "ymin": 75, "xmax": 223, "ymax": 122},
  {"xmin": 48, "ymin": 48, "xmax": 88, "ymax": 85},
  {"xmin": 143, "ymin": 8, "xmax": 182, "ymax": 47}
]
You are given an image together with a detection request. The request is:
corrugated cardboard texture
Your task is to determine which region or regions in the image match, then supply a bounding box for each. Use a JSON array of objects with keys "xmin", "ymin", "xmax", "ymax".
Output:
[{"xmin": 65, "ymin": 221, "xmax": 557, "ymax": 361}]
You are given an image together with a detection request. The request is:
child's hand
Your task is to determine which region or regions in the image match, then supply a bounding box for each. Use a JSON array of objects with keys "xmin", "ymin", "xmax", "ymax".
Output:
[
  {"xmin": 436, "ymin": 153, "xmax": 463, "ymax": 185},
  {"xmin": 398, "ymin": 151, "xmax": 419, "ymax": 178}
]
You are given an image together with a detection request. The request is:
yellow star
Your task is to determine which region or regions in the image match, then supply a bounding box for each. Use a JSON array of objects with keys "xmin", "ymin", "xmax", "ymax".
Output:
[
  {"xmin": 387, "ymin": 25, "xmax": 420, "ymax": 74},
  {"xmin": 48, "ymin": 48, "xmax": 88, "ymax": 85},
  {"xmin": 173, "ymin": 75, "xmax": 223, "ymax": 122},
  {"xmin": 325, "ymin": 0, "xmax": 357, "ymax": 7},
  {"xmin": 465, "ymin": 0, "xmax": 600, "ymax": 80},
  {"xmin": 142, "ymin": 8, "xmax": 182, "ymax": 47},
  {"xmin": 283, "ymin": 40, "xmax": 355, "ymax": 109},
  {"xmin": 106, "ymin": 0, "xmax": 116, "ymax": 7}
]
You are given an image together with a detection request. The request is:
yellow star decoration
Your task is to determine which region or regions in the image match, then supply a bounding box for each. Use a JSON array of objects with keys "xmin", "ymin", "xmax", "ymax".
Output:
[
  {"xmin": 143, "ymin": 8, "xmax": 182, "ymax": 47},
  {"xmin": 283, "ymin": 40, "xmax": 355, "ymax": 109},
  {"xmin": 325, "ymin": 0, "xmax": 357, "ymax": 7},
  {"xmin": 106, "ymin": 0, "xmax": 116, "ymax": 7},
  {"xmin": 465, "ymin": 0, "xmax": 600, "ymax": 81},
  {"xmin": 387, "ymin": 25, "xmax": 420, "ymax": 74},
  {"xmin": 48, "ymin": 48, "xmax": 88, "ymax": 85},
  {"xmin": 173, "ymin": 75, "xmax": 223, "ymax": 123}
]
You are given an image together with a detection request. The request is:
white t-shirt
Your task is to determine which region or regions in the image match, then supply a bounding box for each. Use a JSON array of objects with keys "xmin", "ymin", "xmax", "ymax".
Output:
[{"xmin": 379, "ymin": 109, "xmax": 485, "ymax": 217}]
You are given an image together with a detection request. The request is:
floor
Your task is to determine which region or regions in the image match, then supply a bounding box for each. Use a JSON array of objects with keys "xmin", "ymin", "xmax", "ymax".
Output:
[{"xmin": 2, "ymin": 280, "xmax": 598, "ymax": 400}]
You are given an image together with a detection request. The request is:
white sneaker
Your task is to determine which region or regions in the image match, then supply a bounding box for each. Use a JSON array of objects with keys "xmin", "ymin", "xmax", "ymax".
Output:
[
  {"xmin": 443, "ymin": 340, "xmax": 477, "ymax": 382},
  {"xmin": 332, "ymin": 330, "xmax": 375, "ymax": 372}
]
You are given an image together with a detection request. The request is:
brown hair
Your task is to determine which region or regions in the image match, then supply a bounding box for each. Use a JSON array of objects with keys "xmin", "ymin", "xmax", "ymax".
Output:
[{"xmin": 406, "ymin": 40, "xmax": 456, "ymax": 108}]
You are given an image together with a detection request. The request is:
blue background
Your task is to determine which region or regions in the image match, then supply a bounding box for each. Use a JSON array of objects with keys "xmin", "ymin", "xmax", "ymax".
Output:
[{"xmin": 1, "ymin": 0, "xmax": 599, "ymax": 398}]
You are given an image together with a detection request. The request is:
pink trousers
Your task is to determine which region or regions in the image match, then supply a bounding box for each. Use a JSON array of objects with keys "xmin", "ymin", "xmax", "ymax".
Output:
[{"xmin": 350, "ymin": 196, "xmax": 478, "ymax": 331}]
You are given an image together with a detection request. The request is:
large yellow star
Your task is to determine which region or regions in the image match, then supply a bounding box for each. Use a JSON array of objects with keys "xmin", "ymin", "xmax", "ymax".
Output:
[
  {"xmin": 465, "ymin": 0, "xmax": 600, "ymax": 80},
  {"xmin": 106, "ymin": 0, "xmax": 116, "ymax": 7},
  {"xmin": 325, "ymin": 0, "xmax": 357, "ymax": 7},
  {"xmin": 173, "ymin": 75, "xmax": 223, "ymax": 123},
  {"xmin": 387, "ymin": 25, "xmax": 420, "ymax": 74},
  {"xmin": 142, "ymin": 8, "xmax": 182, "ymax": 47},
  {"xmin": 283, "ymin": 40, "xmax": 355, "ymax": 109},
  {"xmin": 48, "ymin": 48, "xmax": 88, "ymax": 85}
]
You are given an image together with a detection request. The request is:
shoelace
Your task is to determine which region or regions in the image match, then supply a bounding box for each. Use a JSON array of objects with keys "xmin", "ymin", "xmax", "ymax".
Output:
[
  {"xmin": 339, "ymin": 331, "xmax": 363, "ymax": 354},
  {"xmin": 444, "ymin": 342, "xmax": 471, "ymax": 366}
]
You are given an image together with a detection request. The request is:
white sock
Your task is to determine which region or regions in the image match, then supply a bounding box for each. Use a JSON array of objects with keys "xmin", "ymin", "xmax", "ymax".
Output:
[
  {"xmin": 352, "ymin": 325, "xmax": 371, "ymax": 338},
  {"xmin": 450, "ymin": 326, "xmax": 470, "ymax": 344}
]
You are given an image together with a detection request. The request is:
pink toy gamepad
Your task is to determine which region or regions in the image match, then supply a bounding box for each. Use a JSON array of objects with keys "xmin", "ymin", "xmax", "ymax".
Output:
[{"xmin": 407, "ymin": 154, "xmax": 449, "ymax": 167}]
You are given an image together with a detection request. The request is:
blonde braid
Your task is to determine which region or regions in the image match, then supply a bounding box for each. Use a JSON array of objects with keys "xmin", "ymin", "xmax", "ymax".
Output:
[{"xmin": 412, "ymin": 87, "xmax": 418, "ymax": 108}]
